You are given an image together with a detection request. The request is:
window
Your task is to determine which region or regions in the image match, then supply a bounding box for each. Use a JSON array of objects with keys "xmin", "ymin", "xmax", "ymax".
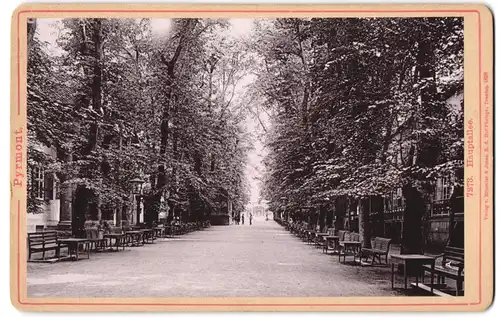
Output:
[
  {"xmin": 396, "ymin": 188, "xmax": 403, "ymax": 197},
  {"xmin": 432, "ymin": 175, "xmax": 455, "ymax": 216},
  {"xmin": 384, "ymin": 195, "xmax": 395, "ymax": 214},
  {"xmin": 443, "ymin": 184, "xmax": 452, "ymax": 200},
  {"xmin": 396, "ymin": 197, "xmax": 403, "ymax": 208},
  {"xmin": 391, "ymin": 189, "xmax": 404, "ymax": 210},
  {"xmin": 431, "ymin": 202, "xmax": 450, "ymax": 216},
  {"xmin": 32, "ymin": 166, "xmax": 44, "ymax": 199},
  {"xmin": 435, "ymin": 175, "xmax": 455, "ymax": 202},
  {"xmin": 54, "ymin": 178, "xmax": 60, "ymax": 199}
]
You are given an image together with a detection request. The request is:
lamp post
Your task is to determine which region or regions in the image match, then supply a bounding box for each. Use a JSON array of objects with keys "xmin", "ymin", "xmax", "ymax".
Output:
[{"xmin": 130, "ymin": 178, "xmax": 144, "ymax": 225}]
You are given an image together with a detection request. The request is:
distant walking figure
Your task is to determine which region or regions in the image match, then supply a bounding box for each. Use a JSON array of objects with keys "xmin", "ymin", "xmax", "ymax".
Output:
[
  {"xmin": 241, "ymin": 213, "xmax": 245, "ymax": 225},
  {"xmin": 249, "ymin": 213, "xmax": 253, "ymax": 225}
]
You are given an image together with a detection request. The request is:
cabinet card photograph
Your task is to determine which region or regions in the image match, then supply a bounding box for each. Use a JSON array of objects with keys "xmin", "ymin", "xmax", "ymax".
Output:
[{"xmin": 10, "ymin": 3, "xmax": 493, "ymax": 312}]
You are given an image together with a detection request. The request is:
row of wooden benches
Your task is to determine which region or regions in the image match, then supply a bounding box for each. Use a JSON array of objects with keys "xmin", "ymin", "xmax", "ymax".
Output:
[
  {"xmin": 28, "ymin": 221, "xmax": 211, "ymax": 262},
  {"xmin": 278, "ymin": 219, "xmax": 465, "ymax": 296},
  {"xmin": 286, "ymin": 221, "xmax": 392, "ymax": 266}
]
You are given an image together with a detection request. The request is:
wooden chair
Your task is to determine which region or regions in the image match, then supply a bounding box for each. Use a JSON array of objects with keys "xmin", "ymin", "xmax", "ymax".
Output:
[
  {"xmin": 338, "ymin": 232, "xmax": 362, "ymax": 264},
  {"xmin": 422, "ymin": 246, "xmax": 464, "ymax": 296},
  {"xmin": 85, "ymin": 228, "xmax": 107, "ymax": 252},
  {"xmin": 322, "ymin": 228, "xmax": 341, "ymax": 253},
  {"xmin": 314, "ymin": 226, "xmax": 329, "ymax": 248},
  {"xmin": 356, "ymin": 237, "xmax": 392, "ymax": 265}
]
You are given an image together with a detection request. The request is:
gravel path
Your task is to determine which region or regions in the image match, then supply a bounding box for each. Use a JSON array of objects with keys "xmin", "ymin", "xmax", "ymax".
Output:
[{"xmin": 28, "ymin": 217, "xmax": 402, "ymax": 297}]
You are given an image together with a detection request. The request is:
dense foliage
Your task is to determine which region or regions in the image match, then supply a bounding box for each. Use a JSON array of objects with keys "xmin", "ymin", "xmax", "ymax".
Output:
[
  {"xmin": 27, "ymin": 18, "xmax": 251, "ymax": 227},
  {"xmin": 27, "ymin": 17, "xmax": 464, "ymax": 251},
  {"xmin": 251, "ymin": 18, "xmax": 463, "ymax": 251}
]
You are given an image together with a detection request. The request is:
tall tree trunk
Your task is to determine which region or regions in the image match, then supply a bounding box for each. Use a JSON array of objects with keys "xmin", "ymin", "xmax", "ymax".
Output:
[
  {"xmin": 115, "ymin": 133, "xmax": 123, "ymax": 226},
  {"xmin": 448, "ymin": 182, "xmax": 463, "ymax": 247},
  {"xmin": 402, "ymin": 184, "xmax": 426, "ymax": 254},
  {"xmin": 91, "ymin": 18, "xmax": 103, "ymax": 222},
  {"xmin": 158, "ymin": 76, "xmax": 172, "ymax": 192},
  {"xmin": 372, "ymin": 195, "xmax": 385, "ymax": 237},
  {"xmin": 73, "ymin": 19, "xmax": 103, "ymax": 232},
  {"xmin": 401, "ymin": 27, "xmax": 437, "ymax": 254},
  {"xmin": 170, "ymin": 109, "xmax": 179, "ymax": 219},
  {"xmin": 318, "ymin": 204, "xmax": 326, "ymax": 231},
  {"xmin": 157, "ymin": 52, "xmax": 176, "ymax": 223},
  {"xmin": 334, "ymin": 197, "xmax": 344, "ymax": 231},
  {"xmin": 91, "ymin": 18, "xmax": 103, "ymax": 113},
  {"xmin": 349, "ymin": 197, "xmax": 357, "ymax": 231},
  {"xmin": 358, "ymin": 198, "xmax": 371, "ymax": 248},
  {"xmin": 57, "ymin": 150, "xmax": 73, "ymax": 230},
  {"xmin": 156, "ymin": 20, "xmax": 198, "ymax": 222},
  {"xmin": 325, "ymin": 203, "xmax": 334, "ymax": 229}
]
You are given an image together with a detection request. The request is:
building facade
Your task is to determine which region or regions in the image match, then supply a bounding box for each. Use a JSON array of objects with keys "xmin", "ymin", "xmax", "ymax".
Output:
[
  {"xmin": 27, "ymin": 145, "xmax": 60, "ymax": 233},
  {"xmin": 375, "ymin": 175, "xmax": 464, "ymax": 248}
]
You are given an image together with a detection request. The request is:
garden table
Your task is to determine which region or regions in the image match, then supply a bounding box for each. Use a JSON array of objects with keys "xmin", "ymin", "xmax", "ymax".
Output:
[
  {"xmin": 391, "ymin": 254, "xmax": 436, "ymax": 291},
  {"xmin": 153, "ymin": 227, "xmax": 165, "ymax": 238},
  {"xmin": 125, "ymin": 231, "xmax": 143, "ymax": 246},
  {"xmin": 140, "ymin": 229, "xmax": 155, "ymax": 244},
  {"xmin": 305, "ymin": 230, "xmax": 316, "ymax": 244},
  {"xmin": 104, "ymin": 233, "xmax": 126, "ymax": 251},
  {"xmin": 314, "ymin": 232, "xmax": 330, "ymax": 247},
  {"xmin": 163, "ymin": 225, "xmax": 175, "ymax": 238},
  {"xmin": 324, "ymin": 235, "xmax": 340, "ymax": 253},
  {"xmin": 57, "ymin": 238, "xmax": 90, "ymax": 261},
  {"xmin": 339, "ymin": 241, "xmax": 362, "ymax": 264}
]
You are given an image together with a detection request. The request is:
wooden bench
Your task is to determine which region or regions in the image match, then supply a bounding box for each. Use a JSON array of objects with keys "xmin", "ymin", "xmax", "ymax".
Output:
[
  {"xmin": 422, "ymin": 246, "xmax": 464, "ymax": 296},
  {"xmin": 356, "ymin": 237, "xmax": 392, "ymax": 265},
  {"xmin": 338, "ymin": 232, "xmax": 362, "ymax": 264},
  {"xmin": 28, "ymin": 231, "xmax": 68, "ymax": 262}
]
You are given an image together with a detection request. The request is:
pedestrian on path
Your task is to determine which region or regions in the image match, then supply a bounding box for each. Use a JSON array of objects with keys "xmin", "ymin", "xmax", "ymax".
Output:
[
  {"xmin": 249, "ymin": 212, "xmax": 253, "ymax": 225},
  {"xmin": 241, "ymin": 213, "xmax": 245, "ymax": 225}
]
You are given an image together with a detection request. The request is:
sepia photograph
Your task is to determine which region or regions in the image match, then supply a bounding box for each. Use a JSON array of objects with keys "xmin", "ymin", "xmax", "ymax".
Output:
[
  {"xmin": 8, "ymin": 2, "xmax": 494, "ymax": 311},
  {"xmin": 24, "ymin": 15, "xmax": 467, "ymax": 299}
]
